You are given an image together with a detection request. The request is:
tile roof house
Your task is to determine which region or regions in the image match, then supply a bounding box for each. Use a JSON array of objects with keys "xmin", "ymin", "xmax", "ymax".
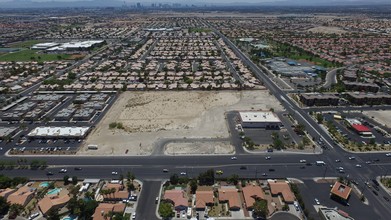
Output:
[
  {"xmin": 330, "ymin": 181, "xmax": 352, "ymax": 201},
  {"xmin": 38, "ymin": 188, "xmax": 70, "ymax": 215},
  {"xmin": 163, "ymin": 189, "xmax": 188, "ymax": 211},
  {"xmin": 218, "ymin": 188, "xmax": 241, "ymax": 210},
  {"xmin": 92, "ymin": 203, "xmax": 126, "ymax": 220},
  {"xmin": 268, "ymin": 180, "xmax": 295, "ymax": 204},
  {"xmin": 7, "ymin": 186, "xmax": 36, "ymax": 206},
  {"xmin": 101, "ymin": 183, "xmax": 129, "ymax": 201},
  {"xmin": 242, "ymin": 184, "xmax": 266, "ymax": 210},
  {"xmin": 0, "ymin": 188, "xmax": 17, "ymax": 199},
  {"xmin": 195, "ymin": 190, "xmax": 214, "ymax": 210}
]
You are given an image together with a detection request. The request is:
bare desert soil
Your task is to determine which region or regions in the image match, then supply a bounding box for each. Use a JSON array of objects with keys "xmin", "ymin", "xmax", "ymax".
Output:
[
  {"xmin": 307, "ymin": 26, "xmax": 347, "ymax": 34},
  {"xmin": 80, "ymin": 90, "xmax": 283, "ymax": 156},
  {"xmin": 363, "ymin": 110, "xmax": 391, "ymax": 129}
]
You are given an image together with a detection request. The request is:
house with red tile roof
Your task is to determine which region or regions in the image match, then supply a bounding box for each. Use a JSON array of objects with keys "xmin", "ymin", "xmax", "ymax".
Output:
[
  {"xmin": 195, "ymin": 190, "xmax": 214, "ymax": 211},
  {"xmin": 38, "ymin": 188, "xmax": 70, "ymax": 215},
  {"xmin": 268, "ymin": 180, "xmax": 295, "ymax": 204},
  {"xmin": 242, "ymin": 184, "xmax": 266, "ymax": 210},
  {"xmin": 218, "ymin": 188, "xmax": 241, "ymax": 210},
  {"xmin": 7, "ymin": 186, "xmax": 35, "ymax": 206},
  {"xmin": 163, "ymin": 189, "xmax": 188, "ymax": 211},
  {"xmin": 92, "ymin": 203, "xmax": 126, "ymax": 220}
]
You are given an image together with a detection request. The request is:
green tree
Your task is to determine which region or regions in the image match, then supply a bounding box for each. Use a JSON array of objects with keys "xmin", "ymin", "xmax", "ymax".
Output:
[
  {"xmin": 72, "ymin": 176, "xmax": 78, "ymax": 185},
  {"xmin": 294, "ymin": 124, "xmax": 306, "ymax": 135},
  {"xmin": 189, "ymin": 179, "xmax": 198, "ymax": 194},
  {"xmin": 0, "ymin": 197, "xmax": 9, "ymax": 216},
  {"xmin": 316, "ymin": 113, "xmax": 324, "ymax": 124},
  {"xmin": 159, "ymin": 202, "xmax": 174, "ymax": 219},
  {"xmin": 67, "ymin": 72, "xmax": 76, "ymax": 80},
  {"xmin": 63, "ymin": 175, "xmax": 70, "ymax": 185},
  {"xmin": 46, "ymin": 208, "xmax": 60, "ymax": 220},
  {"xmin": 198, "ymin": 169, "xmax": 215, "ymax": 186},
  {"xmin": 253, "ymin": 199, "xmax": 268, "ymax": 219},
  {"xmin": 8, "ymin": 203, "xmax": 23, "ymax": 219},
  {"xmin": 170, "ymin": 174, "xmax": 179, "ymax": 185},
  {"xmin": 228, "ymin": 174, "xmax": 239, "ymax": 185}
]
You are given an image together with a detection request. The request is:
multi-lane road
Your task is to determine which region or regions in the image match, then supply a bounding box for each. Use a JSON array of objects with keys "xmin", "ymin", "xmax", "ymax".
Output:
[{"xmin": 1, "ymin": 26, "xmax": 391, "ymax": 219}]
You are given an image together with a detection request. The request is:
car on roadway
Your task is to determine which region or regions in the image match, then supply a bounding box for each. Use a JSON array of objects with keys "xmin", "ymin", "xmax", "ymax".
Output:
[
  {"xmin": 132, "ymin": 212, "xmax": 136, "ymax": 219},
  {"xmin": 366, "ymin": 161, "xmax": 372, "ymax": 164},
  {"xmin": 240, "ymin": 166, "xmax": 247, "ymax": 170},
  {"xmin": 216, "ymin": 170, "xmax": 223, "ymax": 175},
  {"xmin": 314, "ymin": 198, "xmax": 320, "ymax": 205},
  {"xmin": 261, "ymin": 173, "xmax": 267, "ymax": 176},
  {"xmin": 299, "ymin": 160, "xmax": 306, "ymax": 163},
  {"xmin": 386, "ymin": 153, "xmax": 391, "ymax": 157},
  {"xmin": 163, "ymin": 169, "xmax": 169, "ymax": 173},
  {"xmin": 265, "ymin": 156, "xmax": 271, "ymax": 160},
  {"xmin": 336, "ymin": 167, "xmax": 344, "ymax": 170},
  {"xmin": 372, "ymin": 179, "xmax": 380, "ymax": 186},
  {"xmin": 59, "ymin": 169, "xmax": 67, "ymax": 173},
  {"xmin": 74, "ymin": 167, "xmax": 82, "ymax": 170},
  {"xmin": 268, "ymin": 168, "xmax": 275, "ymax": 172},
  {"xmin": 231, "ymin": 156, "xmax": 237, "ymax": 160},
  {"xmin": 111, "ymin": 171, "xmax": 118, "ymax": 175},
  {"xmin": 180, "ymin": 172, "xmax": 187, "ymax": 175},
  {"xmin": 383, "ymin": 196, "xmax": 390, "ymax": 202},
  {"xmin": 46, "ymin": 171, "xmax": 54, "ymax": 176},
  {"xmin": 356, "ymin": 164, "xmax": 362, "ymax": 168},
  {"xmin": 373, "ymin": 190, "xmax": 379, "ymax": 196},
  {"xmin": 335, "ymin": 159, "xmax": 341, "ymax": 163},
  {"xmin": 348, "ymin": 156, "xmax": 355, "ymax": 160}
]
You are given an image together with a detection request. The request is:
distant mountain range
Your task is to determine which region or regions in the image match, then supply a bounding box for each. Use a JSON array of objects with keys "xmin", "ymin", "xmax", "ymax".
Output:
[{"xmin": 0, "ymin": 0, "xmax": 390, "ymax": 8}]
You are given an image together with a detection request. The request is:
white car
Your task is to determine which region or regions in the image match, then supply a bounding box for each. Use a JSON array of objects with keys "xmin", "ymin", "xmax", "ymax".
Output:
[
  {"xmin": 261, "ymin": 173, "xmax": 267, "ymax": 176},
  {"xmin": 314, "ymin": 198, "xmax": 320, "ymax": 205},
  {"xmin": 386, "ymin": 153, "xmax": 391, "ymax": 157},
  {"xmin": 265, "ymin": 156, "xmax": 271, "ymax": 160},
  {"xmin": 28, "ymin": 212, "xmax": 39, "ymax": 220},
  {"xmin": 132, "ymin": 213, "xmax": 136, "ymax": 220},
  {"xmin": 59, "ymin": 169, "xmax": 67, "ymax": 173},
  {"xmin": 348, "ymin": 156, "xmax": 355, "ymax": 160},
  {"xmin": 180, "ymin": 172, "xmax": 187, "ymax": 175},
  {"xmin": 336, "ymin": 167, "xmax": 344, "ymax": 170},
  {"xmin": 231, "ymin": 156, "xmax": 237, "ymax": 160},
  {"xmin": 356, "ymin": 164, "xmax": 362, "ymax": 168},
  {"xmin": 300, "ymin": 160, "xmax": 306, "ymax": 163},
  {"xmin": 111, "ymin": 171, "xmax": 118, "ymax": 175}
]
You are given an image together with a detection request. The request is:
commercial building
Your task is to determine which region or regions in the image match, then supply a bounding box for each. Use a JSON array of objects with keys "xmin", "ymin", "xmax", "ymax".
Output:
[
  {"xmin": 54, "ymin": 107, "xmax": 76, "ymax": 121},
  {"xmin": 239, "ymin": 111, "xmax": 281, "ymax": 129},
  {"xmin": 345, "ymin": 92, "xmax": 391, "ymax": 105},
  {"xmin": 73, "ymin": 108, "xmax": 96, "ymax": 121},
  {"xmin": 345, "ymin": 118, "xmax": 373, "ymax": 137},
  {"xmin": 45, "ymin": 40, "xmax": 106, "ymax": 52},
  {"xmin": 300, "ymin": 93, "xmax": 339, "ymax": 106},
  {"xmin": 318, "ymin": 207, "xmax": 354, "ymax": 220},
  {"xmin": 330, "ymin": 182, "xmax": 352, "ymax": 203},
  {"xmin": 0, "ymin": 127, "xmax": 18, "ymax": 139},
  {"xmin": 27, "ymin": 126, "xmax": 90, "ymax": 139}
]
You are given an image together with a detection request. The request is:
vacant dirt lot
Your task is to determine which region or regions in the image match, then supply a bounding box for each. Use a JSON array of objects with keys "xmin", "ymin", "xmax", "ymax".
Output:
[
  {"xmin": 80, "ymin": 90, "xmax": 283, "ymax": 155},
  {"xmin": 307, "ymin": 26, "xmax": 347, "ymax": 34},
  {"xmin": 363, "ymin": 110, "xmax": 391, "ymax": 129}
]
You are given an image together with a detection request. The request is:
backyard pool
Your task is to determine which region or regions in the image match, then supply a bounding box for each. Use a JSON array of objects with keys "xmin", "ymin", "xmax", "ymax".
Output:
[
  {"xmin": 39, "ymin": 182, "xmax": 49, "ymax": 188},
  {"xmin": 47, "ymin": 188, "xmax": 61, "ymax": 195}
]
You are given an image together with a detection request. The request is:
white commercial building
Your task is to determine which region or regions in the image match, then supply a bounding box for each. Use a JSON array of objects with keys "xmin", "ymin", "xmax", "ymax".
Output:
[
  {"xmin": 239, "ymin": 111, "xmax": 281, "ymax": 129},
  {"xmin": 27, "ymin": 126, "xmax": 90, "ymax": 139}
]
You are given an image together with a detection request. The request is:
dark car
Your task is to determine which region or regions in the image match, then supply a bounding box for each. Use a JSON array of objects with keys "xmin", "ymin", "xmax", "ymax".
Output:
[
  {"xmin": 74, "ymin": 167, "xmax": 82, "ymax": 171},
  {"xmin": 269, "ymin": 168, "xmax": 275, "ymax": 172},
  {"xmin": 372, "ymin": 179, "xmax": 380, "ymax": 186},
  {"xmin": 46, "ymin": 172, "xmax": 54, "ymax": 176},
  {"xmin": 240, "ymin": 166, "xmax": 247, "ymax": 170},
  {"xmin": 306, "ymin": 162, "xmax": 312, "ymax": 166},
  {"xmin": 383, "ymin": 196, "xmax": 390, "ymax": 202},
  {"xmin": 373, "ymin": 190, "xmax": 379, "ymax": 196}
]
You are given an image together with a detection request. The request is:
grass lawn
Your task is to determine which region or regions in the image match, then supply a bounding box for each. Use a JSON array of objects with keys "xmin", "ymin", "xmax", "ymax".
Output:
[
  {"xmin": 0, "ymin": 49, "xmax": 71, "ymax": 62},
  {"xmin": 189, "ymin": 27, "xmax": 212, "ymax": 33},
  {"xmin": 8, "ymin": 40, "xmax": 43, "ymax": 48}
]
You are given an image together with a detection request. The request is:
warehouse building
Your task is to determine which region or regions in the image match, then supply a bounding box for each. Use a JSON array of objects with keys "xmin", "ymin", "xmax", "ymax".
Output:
[{"xmin": 239, "ymin": 111, "xmax": 281, "ymax": 129}]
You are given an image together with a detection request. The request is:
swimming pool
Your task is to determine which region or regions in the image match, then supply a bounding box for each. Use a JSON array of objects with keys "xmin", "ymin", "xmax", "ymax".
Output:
[
  {"xmin": 47, "ymin": 188, "xmax": 61, "ymax": 195},
  {"xmin": 39, "ymin": 182, "xmax": 49, "ymax": 188}
]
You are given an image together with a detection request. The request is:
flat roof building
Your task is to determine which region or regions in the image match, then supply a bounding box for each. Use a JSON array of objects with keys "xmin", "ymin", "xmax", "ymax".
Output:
[
  {"xmin": 345, "ymin": 118, "xmax": 372, "ymax": 137},
  {"xmin": 239, "ymin": 111, "xmax": 281, "ymax": 129},
  {"xmin": 343, "ymin": 81, "xmax": 379, "ymax": 93},
  {"xmin": 345, "ymin": 92, "xmax": 391, "ymax": 105},
  {"xmin": 300, "ymin": 93, "xmax": 339, "ymax": 107},
  {"xmin": 330, "ymin": 182, "xmax": 352, "ymax": 202},
  {"xmin": 318, "ymin": 207, "xmax": 354, "ymax": 220},
  {"xmin": 0, "ymin": 127, "xmax": 18, "ymax": 139},
  {"xmin": 27, "ymin": 126, "xmax": 90, "ymax": 139}
]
